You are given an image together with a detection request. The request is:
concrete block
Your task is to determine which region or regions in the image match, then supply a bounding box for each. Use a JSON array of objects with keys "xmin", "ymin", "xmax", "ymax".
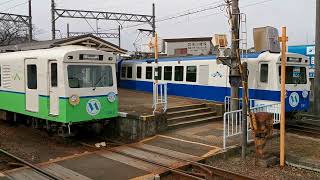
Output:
[{"xmin": 256, "ymin": 155, "xmax": 279, "ymax": 168}]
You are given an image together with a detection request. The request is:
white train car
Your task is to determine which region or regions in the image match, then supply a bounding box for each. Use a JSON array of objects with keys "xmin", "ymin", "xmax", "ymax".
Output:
[
  {"xmin": 119, "ymin": 51, "xmax": 310, "ymax": 112},
  {"xmin": 0, "ymin": 45, "xmax": 118, "ymax": 135}
]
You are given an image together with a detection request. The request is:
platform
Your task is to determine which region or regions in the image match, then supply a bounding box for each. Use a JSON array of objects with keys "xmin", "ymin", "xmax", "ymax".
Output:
[
  {"xmin": 115, "ymin": 88, "xmax": 224, "ymax": 141},
  {"xmin": 118, "ymin": 88, "xmax": 209, "ymax": 116}
]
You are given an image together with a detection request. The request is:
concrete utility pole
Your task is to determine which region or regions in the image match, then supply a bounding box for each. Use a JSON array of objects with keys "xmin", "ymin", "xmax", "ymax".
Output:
[
  {"xmin": 230, "ymin": 0, "xmax": 241, "ymax": 111},
  {"xmin": 28, "ymin": 0, "xmax": 32, "ymax": 42},
  {"xmin": 67, "ymin": 23, "xmax": 70, "ymax": 38},
  {"xmin": 118, "ymin": 25, "xmax": 121, "ymax": 48},
  {"xmin": 314, "ymin": 0, "xmax": 320, "ymax": 114},
  {"xmin": 51, "ymin": 0, "xmax": 56, "ymax": 40},
  {"xmin": 152, "ymin": 3, "xmax": 156, "ymax": 37}
]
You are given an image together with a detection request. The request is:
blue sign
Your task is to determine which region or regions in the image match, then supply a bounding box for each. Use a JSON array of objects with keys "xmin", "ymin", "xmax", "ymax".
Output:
[{"xmin": 288, "ymin": 45, "xmax": 315, "ymax": 78}]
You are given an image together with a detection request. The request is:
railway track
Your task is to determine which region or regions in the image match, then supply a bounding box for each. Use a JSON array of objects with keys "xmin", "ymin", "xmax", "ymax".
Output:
[
  {"xmin": 0, "ymin": 148, "xmax": 62, "ymax": 180},
  {"xmin": 81, "ymin": 139, "xmax": 255, "ymax": 180},
  {"xmin": 287, "ymin": 118, "xmax": 320, "ymax": 137}
]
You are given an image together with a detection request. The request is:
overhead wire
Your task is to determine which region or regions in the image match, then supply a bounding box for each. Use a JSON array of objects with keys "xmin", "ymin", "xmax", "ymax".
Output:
[
  {"xmin": 2, "ymin": 1, "xmax": 28, "ymax": 12},
  {"xmin": 157, "ymin": 0, "xmax": 273, "ymax": 27},
  {"xmin": 0, "ymin": 0, "xmax": 16, "ymax": 7},
  {"xmin": 100, "ymin": 1, "xmax": 226, "ymax": 32}
]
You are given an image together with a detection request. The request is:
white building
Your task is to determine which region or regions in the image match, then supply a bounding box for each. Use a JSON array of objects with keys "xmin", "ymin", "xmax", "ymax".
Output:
[{"xmin": 162, "ymin": 37, "xmax": 213, "ymax": 56}]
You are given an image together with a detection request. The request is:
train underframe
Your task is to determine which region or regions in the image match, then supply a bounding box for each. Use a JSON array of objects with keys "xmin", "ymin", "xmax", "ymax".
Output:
[{"xmin": 0, "ymin": 110, "xmax": 114, "ymax": 137}]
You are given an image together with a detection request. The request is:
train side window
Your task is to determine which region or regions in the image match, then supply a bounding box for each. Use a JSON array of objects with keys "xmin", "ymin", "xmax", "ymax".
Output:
[
  {"xmin": 164, "ymin": 66, "xmax": 172, "ymax": 80},
  {"xmin": 175, "ymin": 66, "xmax": 184, "ymax": 81},
  {"xmin": 51, "ymin": 63, "xmax": 58, "ymax": 87},
  {"xmin": 186, "ymin": 66, "xmax": 197, "ymax": 82},
  {"xmin": 121, "ymin": 66, "xmax": 126, "ymax": 78},
  {"xmin": 127, "ymin": 66, "xmax": 133, "ymax": 78},
  {"xmin": 146, "ymin": 66, "xmax": 153, "ymax": 80},
  {"xmin": 260, "ymin": 64, "xmax": 268, "ymax": 83},
  {"xmin": 155, "ymin": 66, "xmax": 162, "ymax": 80},
  {"xmin": 27, "ymin": 64, "xmax": 37, "ymax": 89},
  {"xmin": 137, "ymin": 66, "xmax": 142, "ymax": 79}
]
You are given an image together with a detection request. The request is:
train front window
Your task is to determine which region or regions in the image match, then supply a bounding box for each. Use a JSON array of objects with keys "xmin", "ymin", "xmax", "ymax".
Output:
[
  {"xmin": 278, "ymin": 66, "xmax": 307, "ymax": 84},
  {"xmin": 68, "ymin": 65, "xmax": 113, "ymax": 88}
]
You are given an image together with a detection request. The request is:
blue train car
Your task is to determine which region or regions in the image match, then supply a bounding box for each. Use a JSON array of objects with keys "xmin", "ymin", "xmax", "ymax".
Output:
[{"xmin": 119, "ymin": 51, "xmax": 311, "ymax": 112}]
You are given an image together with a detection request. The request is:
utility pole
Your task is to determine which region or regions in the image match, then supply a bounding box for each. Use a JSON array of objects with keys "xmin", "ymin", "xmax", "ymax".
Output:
[
  {"xmin": 67, "ymin": 23, "xmax": 70, "ymax": 38},
  {"xmin": 279, "ymin": 26, "xmax": 288, "ymax": 168},
  {"xmin": 118, "ymin": 25, "xmax": 121, "ymax": 48},
  {"xmin": 152, "ymin": 3, "xmax": 156, "ymax": 37},
  {"xmin": 241, "ymin": 62, "xmax": 248, "ymax": 159},
  {"xmin": 230, "ymin": 0, "xmax": 241, "ymax": 111},
  {"xmin": 314, "ymin": 0, "xmax": 320, "ymax": 114},
  {"xmin": 96, "ymin": 20, "xmax": 99, "ymax": 33},
  {"xmin": 51, "ymin": 0, "xmax": 56, "ymax": 40},
  {"xmin": 28, "ymin": 0, "xmax": 32, "ymax": 42}
]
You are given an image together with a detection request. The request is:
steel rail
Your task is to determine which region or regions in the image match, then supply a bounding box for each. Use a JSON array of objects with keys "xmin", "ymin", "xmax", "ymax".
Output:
[
  {"xmin": 287, "ymin": 124, "xmax": 320, "ymax": 137},
  {"xmin": 105, "ymin": 139, "xmax": 255, "ymax": 180},
  {"xmin": 80, "ymin": 142, "xmax": 205, "ymax": 180},
  {"xmin": 0, "ymin": 149, "xmax": 62, "ymax": 180},
  {"xmin": 108, "ymin": 148, "xmax": 206, "ymax": 180}
]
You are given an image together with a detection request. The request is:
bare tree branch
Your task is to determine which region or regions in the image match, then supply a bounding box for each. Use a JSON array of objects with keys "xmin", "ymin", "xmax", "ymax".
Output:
[{"xmin": 0, "ymin": 21, "xmax": 29, "ymax": 46}]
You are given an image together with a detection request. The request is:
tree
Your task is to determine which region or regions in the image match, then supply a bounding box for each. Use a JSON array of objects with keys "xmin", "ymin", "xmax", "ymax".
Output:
[{"xmin": 0, "ymin": 21, "xmax": 29, "ymax": 46}]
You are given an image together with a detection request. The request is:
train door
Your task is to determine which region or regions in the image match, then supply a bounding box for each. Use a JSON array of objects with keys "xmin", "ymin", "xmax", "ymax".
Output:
[
  {"xmin": 199, "ymin": 65, "xmax": 209, "ymax": 85},
  {"xmin": 25, "ymin": 59, "xmax": 39, "ymax": 112},
  {"xmin": 49, "ymin": 61, "xmax": 59, "ymax": 115}
]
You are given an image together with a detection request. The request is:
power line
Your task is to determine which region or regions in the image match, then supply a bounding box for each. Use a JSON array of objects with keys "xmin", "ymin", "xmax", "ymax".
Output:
[
  {"xmin": 2, "ymin": 1, "xmax": 28, "ymax": 12},
  {"xmin": 158, "ymin": 0, "xmax": 223, "ymax": 20},
  {"xmin": 67, "ymin": 0, "xmax": 274, "ymax": 38},
  {"xmin": 0, "ymin": 0, "xmax": 16, "ymax": 6},
  {"xmin": 159, "ymin": 0, "xmax": 274, "ymax": 26},
  {"xmin": 157, "ymin": 3, "xmax": 225, "ymax": 22},
  {"xmin": 100, "ymin": 1, "xmax": 226, "ymax": 32}
]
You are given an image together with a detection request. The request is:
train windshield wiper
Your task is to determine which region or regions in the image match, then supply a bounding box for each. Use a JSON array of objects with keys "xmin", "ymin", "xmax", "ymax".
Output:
[{"xmin": 92, "ymin": 73, "xmax": 106, "ymax": 91}]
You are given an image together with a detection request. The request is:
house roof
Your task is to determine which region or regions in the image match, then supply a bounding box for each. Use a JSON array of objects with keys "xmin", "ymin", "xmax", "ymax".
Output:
[
  {"xmin": 163, "ymin": 37, "xmax": 213, "ymax": 43},
  {"xmin": 0, "ymin": 34, "xmax": 127, "ymax": 54}
]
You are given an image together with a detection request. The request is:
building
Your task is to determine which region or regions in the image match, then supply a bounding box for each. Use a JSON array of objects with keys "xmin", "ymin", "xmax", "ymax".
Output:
[
  {"xmin": 0, "ymin": 34, "xmax": 127, "ymax": 54},
  {"xmin": 162, "ymin": 37, "xmax": 213, "ymax": 56}
]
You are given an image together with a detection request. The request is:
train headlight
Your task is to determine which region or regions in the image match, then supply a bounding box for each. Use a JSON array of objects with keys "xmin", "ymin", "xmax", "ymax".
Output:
[
  {"xmin": 107, "ymin": 92, "xmax": 116, "ymax": 103},
  {"xmin": 69, "ymin": 94, "xmax": 80, "ymax": 106}
]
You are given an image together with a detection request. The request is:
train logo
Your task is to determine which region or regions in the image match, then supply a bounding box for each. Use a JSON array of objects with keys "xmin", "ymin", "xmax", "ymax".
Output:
[
  {"xmin": 211, "ymin": 71, "xmax": 223, "ymax": 78},
  {"xmin": 289, "ymin": 92, "xmax": 300, "ymax": 108},
  {"xmin": 86, "ymin": 99, "xmax": 101, "ymax": 116}
]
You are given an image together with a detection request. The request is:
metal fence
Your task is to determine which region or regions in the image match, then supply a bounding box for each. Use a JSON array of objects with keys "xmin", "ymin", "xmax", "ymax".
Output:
[
  {"xmin": 224, "ymin": 96, "xmax": 256, "ymax": 112},
  {"xmin": 153, "ymin": 83, "xmax": 168, "ymax": 114},
  {"xmin": 223, "ymin": 102, "xmax": 281, "ymax": 150}
]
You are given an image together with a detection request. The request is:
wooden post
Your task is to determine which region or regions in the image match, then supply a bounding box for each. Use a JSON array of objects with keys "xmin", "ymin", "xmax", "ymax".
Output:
[{"xmin": 279, "ymin": 26, "xmax": 288, "ymax": 168}]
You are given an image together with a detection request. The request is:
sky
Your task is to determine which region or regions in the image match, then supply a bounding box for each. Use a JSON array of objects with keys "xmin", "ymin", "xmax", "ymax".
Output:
[{"xmin": 0, "ymin": 0, "xmax": 316, "ymax": 51}]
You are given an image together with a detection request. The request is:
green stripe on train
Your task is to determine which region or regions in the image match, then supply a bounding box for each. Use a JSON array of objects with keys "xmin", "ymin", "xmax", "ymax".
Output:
[{"xmin": 0, "ymin": 91, "xmax": 118, "ymax": 123}]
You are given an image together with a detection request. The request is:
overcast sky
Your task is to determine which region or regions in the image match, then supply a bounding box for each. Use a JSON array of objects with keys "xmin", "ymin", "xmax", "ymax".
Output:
[{"xmin": 1, "ymin": 0, "xmax": 316, "ymax": 50}]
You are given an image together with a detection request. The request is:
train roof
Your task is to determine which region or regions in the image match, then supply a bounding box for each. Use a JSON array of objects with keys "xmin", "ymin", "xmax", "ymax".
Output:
[
  {"xmin": 122, "ymin": 51, "xmax": 307, "ymax": 64},
  {"xmin": 123, "ymin": 53, "xmax": 262, "ymax": 63},
  {"xmin": 0, "ymin": 45, "xmax": 113, "ymax": 63}
]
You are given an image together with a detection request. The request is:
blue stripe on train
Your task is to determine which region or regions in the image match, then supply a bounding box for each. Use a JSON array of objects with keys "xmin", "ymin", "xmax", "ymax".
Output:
[{"xmin": 119, "ymin": 80, "xmax": 309, "ymax": 112}]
